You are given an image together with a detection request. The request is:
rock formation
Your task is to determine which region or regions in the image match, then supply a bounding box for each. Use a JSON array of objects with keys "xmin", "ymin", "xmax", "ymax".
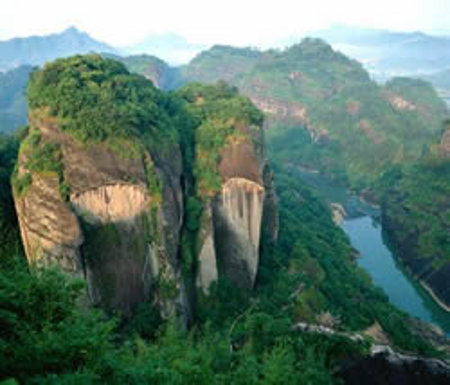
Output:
[
  {"xmin": 13, "ymin": 56, "xmax": 277, "ymax": 319},
  {"xmin": 14, "ymin": 111, "xmax": 186, "ymax": 317},
  {"xmin": 196, "ymin": 124, "xmax": 278, "ymax": 292}
]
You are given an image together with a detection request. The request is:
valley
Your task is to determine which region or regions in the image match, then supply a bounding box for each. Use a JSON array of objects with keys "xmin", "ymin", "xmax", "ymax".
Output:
[
  {"xmin": 1, "ymin": 24, "xmax": 450, "ymax": 384},
  {"xmin": 296, "ymin": 167, "xmax": 450, "ymax": 335}
]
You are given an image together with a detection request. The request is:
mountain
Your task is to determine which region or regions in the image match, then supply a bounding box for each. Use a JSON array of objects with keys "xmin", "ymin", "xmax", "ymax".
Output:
[
  {"xmin": 310, "ymin": 26, "xmax": 450, "ymax": 77},
  {"xmin": 13, "ymin": 55, "xmax": 276, "ymax": 315},
  {"xmin": 419, "ymin": 69, "xmax": 450, "ymax": 107},
  {"xmin": 0, "ymin": 65, "xmax": 33, "ymax": 132},
  {"xmin": 0, "ymin": 27, "xmax": 117, "ymax": 72},
  {"xmin": 1, "ymin": 54, "xmax": 449, "ymax": 383},
  {"xmin": 374, "ymin": 118, "xmax": 450, "ymax": 312},
  {"xmin": 117, "ymin": 54, "xmax": 181, "ymax": 90},
  {"xmin": 124, "ymin": 33, "xmax": 207, "ymax": 65},
  {"xmin": 178, "ymin": 39, "xmax": 448, "ymax": 188}
]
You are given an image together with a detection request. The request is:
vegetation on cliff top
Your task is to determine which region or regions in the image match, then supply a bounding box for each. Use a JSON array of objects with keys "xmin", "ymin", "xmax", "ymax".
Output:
[
  {"xmin": 0, "ymin": 54, "xmax": 444, "ymax": 383},
  {"xmin": 176, "ymin": 82, "xmax": 263, "ymax": 196},
  {"xmin": 27, "ymin": 55, "xmax": 176, "ymax": 145}
]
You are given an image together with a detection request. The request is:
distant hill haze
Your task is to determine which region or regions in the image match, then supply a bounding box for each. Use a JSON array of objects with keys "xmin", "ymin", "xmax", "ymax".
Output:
[
  {"xmin": 309, "ymin": 26, "xmax": 450, "ymax": 77},
  {"xmin": 123, "ymin": 33, "xmax": 208, "ymax": 65},
  {"xmin": 0, "ymin": 27, "xmax": 117, "ymax": 72},
  {"xmin": 0, "ymin": 65, "xmax": 32, "ymax": 132}
]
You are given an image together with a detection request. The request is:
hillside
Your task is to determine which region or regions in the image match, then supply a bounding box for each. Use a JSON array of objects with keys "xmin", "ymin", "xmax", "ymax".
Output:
[
  {"xmin": 0, "ymin": 27, "xmax": 116, "ymax": 72},
  {"xmin": 0, "ymin": 65, "xmax": 32, "ymax": 132},
  {"xmin": 179, "ymin": 39, "xmax": 448, "ymax": 189},
  {"xmin": 421, "ymin": 69, "xmax": 450, "ymax": 90},
  {"xmin": 117, "ymin": 54, "xmax": 180, "ymax": 90},
  {"xmin": 377, "ymin": 122, "xmax": 450, "ymax": 310},
  {"xmin": 1, "ymin": 54, "xmax": 446, "ymax": 383},
  {"xmin": 419, "ymin": 69, "xmax": 450, "ymax": 108}
]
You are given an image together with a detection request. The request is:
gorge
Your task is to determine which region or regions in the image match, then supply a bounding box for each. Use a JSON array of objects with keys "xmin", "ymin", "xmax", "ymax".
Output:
[{"xmin": 2, "ymin": 36, "xmax": 450, "ymax": 383}]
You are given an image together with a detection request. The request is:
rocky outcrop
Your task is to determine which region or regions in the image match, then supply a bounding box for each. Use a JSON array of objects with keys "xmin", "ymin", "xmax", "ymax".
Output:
[
  {"xmin": 196, "ymin": 125, "xmax": 278, "ymax": 292},
  {"xmin": 338, "ymin": 351, "xmax": 450, "ymax": 385},
  {"xmin": 14, "ymin": 113, "xmax": 186, "ymax": 317},
  {"xmin": 15, "ymin": 171, "xmax": 83, "ymax": 273},
  {"xmin": 384, "ymin": 90, "xmax": 417, "ymax": 111}
]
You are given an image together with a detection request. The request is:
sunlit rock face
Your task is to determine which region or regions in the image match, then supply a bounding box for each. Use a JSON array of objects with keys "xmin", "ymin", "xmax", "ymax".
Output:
[
  {"xmin": 196, "ymin": 125, "xmax": 278, "ymax": 292},
  {"xmin": 14, "ymin": 114, "xmax": 187, "ymax": 317},
  {"xmin": 15, "ymin": 171, "xmax": 83, "ymax": 273}
]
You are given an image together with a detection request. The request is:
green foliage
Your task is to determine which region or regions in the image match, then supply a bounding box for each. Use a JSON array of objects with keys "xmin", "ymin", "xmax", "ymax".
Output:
[
  {"xmin": 0, "ymin": 53, "xmax": 443, "ymax": 383},
  {"xmin": 0, "ymin": 258, "xmax": 115, "ymax": 382},
  {"xmin": 181, "ymin": 38, "xmax": 448, "ymax": 190},
  {"xmin": 11, "ymin": 170, "xmax": 32, "ymax": 198},
  {"xmin": 176, "ymin": 82, "xmax": 263, "ymax": 196},
  {"xmin": 12, "ymin": 126, "xmax": 70, "ymax": 201},
  {"xmin": 0, "ymin": 134, "xmax": 22, "ymax": 262},
  {"xmin": 118, "ymin": 54, "xmax": 178, "ymax": 90},
  {"xmin": 145, "ymin": 159, "xmax": 162, "ymax": 206},
  {"xmin": 0, "ymin": 255, "xmax": 365, "ymax": 384},
  {"xmin": 378, "ymin": 159, "xmax": 450, "ymax": 305},
  {"xmin": 0, "ymin": 65, "xmax": 32, "ymax": 133},
  {"xmin": 27, "ymin": 55, "xmax": 176, "ymax": 146},
  {"xmin": 262, "ymin": 162, "xmax": 436, "ymax": 355}
]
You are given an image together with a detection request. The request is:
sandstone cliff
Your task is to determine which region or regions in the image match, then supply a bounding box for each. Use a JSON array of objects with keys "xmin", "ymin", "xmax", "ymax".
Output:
[
  {"xmin": 13, "ymin": 56, "xmax": 277, "ymax": 320},
  {"xmin": 14, "ymin": 111, "xmax": 187, "ymax": 317},
  {"xmin": 194, "ymin": 115, "xmax": 278, "ymax": 292}
]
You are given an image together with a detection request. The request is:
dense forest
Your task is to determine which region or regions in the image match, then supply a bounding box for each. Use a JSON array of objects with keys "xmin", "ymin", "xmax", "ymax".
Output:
[
  {"xmin": 0, "ymin": 55, "xmax": 445, "ymax": 384},
  {"xmin": 0, "ymin": 29, "xmax": 449, "ymax": 383}
]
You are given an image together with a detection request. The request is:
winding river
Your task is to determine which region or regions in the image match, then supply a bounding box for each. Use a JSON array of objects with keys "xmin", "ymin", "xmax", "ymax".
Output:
[{"xmin": 298, "ymin": 168, "xmax": 450, "ymax": 335}]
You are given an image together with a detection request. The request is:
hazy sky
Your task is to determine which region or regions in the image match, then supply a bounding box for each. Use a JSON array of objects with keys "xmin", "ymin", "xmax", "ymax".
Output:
[{"xmin": 1, "ymin": 0, "xmax": 449, "ymax": 46}]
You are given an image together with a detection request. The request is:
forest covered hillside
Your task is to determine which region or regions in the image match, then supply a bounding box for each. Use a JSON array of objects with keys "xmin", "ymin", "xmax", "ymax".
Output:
[
  {"xmin": 178, "ymin": 39, "xmax": 448, "ymax": 189},
  {"xmin": 1, "ymin": 55, "xmax": 448, "ymax": 384}
]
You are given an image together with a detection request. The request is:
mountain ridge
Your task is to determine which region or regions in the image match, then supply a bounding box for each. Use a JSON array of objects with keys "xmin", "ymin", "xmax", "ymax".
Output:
[{"xmin": 0, "ymin": 26, "xmax": 117, "ymax": 72}]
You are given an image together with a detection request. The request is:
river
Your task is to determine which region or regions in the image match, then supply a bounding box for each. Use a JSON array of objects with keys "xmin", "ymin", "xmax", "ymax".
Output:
[{"xmin": 298, "ymin": 168, "xmax": 450, "ymax": 335}]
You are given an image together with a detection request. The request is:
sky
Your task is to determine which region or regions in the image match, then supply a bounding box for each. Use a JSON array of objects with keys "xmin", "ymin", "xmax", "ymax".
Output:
[{"xmin": 1, "ymin": 0, "xmax": 450, "ymax": 46}]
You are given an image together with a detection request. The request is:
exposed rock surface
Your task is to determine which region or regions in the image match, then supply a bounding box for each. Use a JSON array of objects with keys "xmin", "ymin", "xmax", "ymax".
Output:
[
  {"xmin": 384, "ymin": 90, "xmax": 417, "ymax": 111},
  {"xmin": 15, "ymin": 171, "xmax": 83, "ymax": 273},
  {"xmin": 196, "ymin": 125, "xmax": 278, "ymax": 292},
  {"xmin": 14, "ymin": 113, "xmax": 186, "ymax": 317},
  {"xmin": 338, "ymin": 351, "xmax": 450, "ymax": 385}
]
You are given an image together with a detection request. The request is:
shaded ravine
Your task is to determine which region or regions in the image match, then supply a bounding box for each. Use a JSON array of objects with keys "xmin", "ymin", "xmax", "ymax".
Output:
[{"xmin": 297, "ymin": 168, "xmax": 450, "ymax": 335}]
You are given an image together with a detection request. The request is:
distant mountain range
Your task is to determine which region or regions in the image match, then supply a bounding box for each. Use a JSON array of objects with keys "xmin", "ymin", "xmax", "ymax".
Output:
[
  {"xmin": 0, "ymin": 65, "xmax": 33, "ymax": 132},
  {"xmin": 0, "ymin": 26, "xmax": 449, "ymax": 133},
  {"xmin": 307, "ymin": 26, "xmax": 450, "ymax": 78},
  {"xmin": 0, "ymin": 27, "xmax": 117, "ymax": 72},
  {"xmin": 2, "ymin": 25, "xmax": 450, "ymax": 78}
]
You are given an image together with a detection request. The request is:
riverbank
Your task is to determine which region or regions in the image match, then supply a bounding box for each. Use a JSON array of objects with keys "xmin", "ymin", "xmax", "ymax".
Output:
[
  {"xmin": 421, "ymin": 281, "xmax": 450, "ymax": 313},
  {"xmin": 295, "ymin": 167, "xmax": 450, "ymax": 336}
]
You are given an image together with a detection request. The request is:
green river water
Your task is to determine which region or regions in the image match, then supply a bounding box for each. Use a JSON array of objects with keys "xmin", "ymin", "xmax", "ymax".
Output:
[{"xmin": 298, "ymin": 168, "xmax": 450, "ymax": 335}]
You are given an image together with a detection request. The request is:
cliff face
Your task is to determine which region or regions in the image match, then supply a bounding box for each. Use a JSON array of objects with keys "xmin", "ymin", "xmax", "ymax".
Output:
[
  {"xmin": 14, "ymin": 57, "xmax": 278, "ymax": 321},
  {"xmin": 196, "ymin": 124, "xmax": 277, "ymax": 291},
  {"xmin": 15, "ymin": 166, "xmax": 83, "ymax": 273},
  {"xmin": 14, "ymin": 113, "xmax": 186, "ymax": 317}
]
